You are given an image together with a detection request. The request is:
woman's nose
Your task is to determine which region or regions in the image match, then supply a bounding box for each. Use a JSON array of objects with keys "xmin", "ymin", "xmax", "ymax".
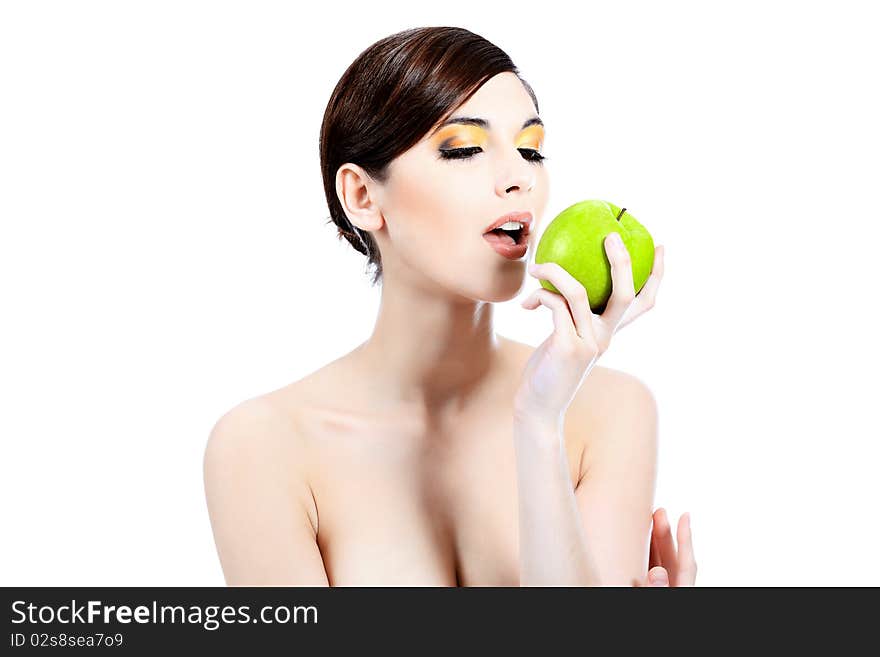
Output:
[{"xmin": 496, "ymin": 154, "xmax": 536, "ymax": 197}]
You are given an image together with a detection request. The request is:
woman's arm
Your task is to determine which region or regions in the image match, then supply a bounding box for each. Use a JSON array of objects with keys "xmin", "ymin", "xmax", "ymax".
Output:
[
  {"xmin": 571, "ymin": 373, "xmax": 658, "ymax": 586},
  {"xmin": 203, "ymin": 398, "xmax": 329, "ymax": 586},
  {"xmin": 513, "ymin": 235, "xmax": 665, "ymax": 586},
  {"xmin": 513, "ymin": 414, "xmax": 601, "ymax": 586},
  {"xmin": 513, "ymin": 374, "xmax": 656, "ymax": 586}
]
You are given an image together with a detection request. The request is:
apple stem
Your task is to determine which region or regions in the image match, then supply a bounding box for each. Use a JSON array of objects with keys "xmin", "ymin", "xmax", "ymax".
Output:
[{"xmin": 616, "ymin": 207, "xmax": 626, "ymax": 222}]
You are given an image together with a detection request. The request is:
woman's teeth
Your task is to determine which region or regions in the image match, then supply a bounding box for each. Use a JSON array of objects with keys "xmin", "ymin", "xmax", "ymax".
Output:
[{"xmin": 496, "ymin": 221, "xmax": 524, "ymax": 230}]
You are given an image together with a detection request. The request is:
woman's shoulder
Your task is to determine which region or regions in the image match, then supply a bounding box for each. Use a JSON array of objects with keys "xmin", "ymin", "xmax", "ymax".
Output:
[
  {"xmin": 203, "ymin": 389, "xmax": 323, "ymax": 557},
  {"xmin": 208, "ymin": 352, "xmax": 364, "ymax": 450},
  {"xmin": 205, "ymin": 356, "xmax": 340, "ymax": 462},
  {"xmin": 204, "ymin": 393, "xmax": 307, "ymax": 471}
]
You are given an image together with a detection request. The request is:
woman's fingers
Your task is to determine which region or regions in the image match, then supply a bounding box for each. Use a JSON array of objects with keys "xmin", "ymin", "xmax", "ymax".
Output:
[
  {"xmin": 602, "ymin": 233, "xmax": 636, "ymax": 326},
  {"xmin": 644, "ymin": 506, "xmax": 696, "ymax": 587},
  {"xmin": 618, "ymin": 244, "xmax": 664, "ymax": 330},
  {"xmin": 635, "ymin": 244, "xmax": 664, "ymax": 310},
  {"xmin": 649, "ymin": 523, "xmax": 661, "ymax": 569},
  {"xmin": 526, "ymin": 262, "xmax": 595, "ymax": 342},
  {"xmin": 653, "ymin": 508, "xmax": 680, "ymax": 585},
  {"xmin": 648, "ymin": 566, "xmax": 669, "ymax": 586},
  {"xmin": 520, "ymin": 288, "xmax": 581, "ymax": 343},
  {"xmin": 633, "ymin": 566, "xmax": 669, "ymax": 587},
  {"xmin": 675, "ymin": 512, "xmax": 697, "ymax": 587}
]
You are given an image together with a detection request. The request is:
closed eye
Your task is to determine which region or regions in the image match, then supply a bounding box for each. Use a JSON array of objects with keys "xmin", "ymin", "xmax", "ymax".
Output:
[{"xmin": 437, "ymin": 147, "xmax": 547, "ymax": 164}]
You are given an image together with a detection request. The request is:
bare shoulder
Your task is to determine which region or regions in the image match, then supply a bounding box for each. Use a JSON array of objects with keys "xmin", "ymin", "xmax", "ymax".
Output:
[
  {"xmin": 579, "ymin": 365, "xmax": 658, "ymax": 417},
  {"xmin": 201, "ymin": 353, "xmax": 349, "ymax": 509},
  {"xmin": 202, "ymin": 391, "xmax": 332, "ymax": 585},
  {"xmin": 204, "ymin": 394, "xmax": 304, "ymax": 460},
  {"xmin": 206, "ymin": 349, "xmax": 352, "ymax": 448},
  {"xmin": 203, "ymin": 391, "xmax": 317, "ymax": 530},
  {"xmin": 571, "ymin": 365, "xmax": 659, "ymax": 478}
]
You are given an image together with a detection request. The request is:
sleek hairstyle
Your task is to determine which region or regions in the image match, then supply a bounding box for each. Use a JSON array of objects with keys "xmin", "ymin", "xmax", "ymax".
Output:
[{"xmin": 319, "ymin": 26, "xmax": 539, "ymax": 285}]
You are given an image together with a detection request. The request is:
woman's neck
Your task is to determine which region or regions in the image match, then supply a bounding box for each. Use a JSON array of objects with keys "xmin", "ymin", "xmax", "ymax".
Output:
[{"xmin": 352, "ymin": 275, "xmax": 504, "ymax": 418}]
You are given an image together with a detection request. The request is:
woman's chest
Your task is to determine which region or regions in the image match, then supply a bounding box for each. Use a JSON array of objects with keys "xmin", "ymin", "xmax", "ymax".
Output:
[{"xmin": 303, "ymin": 408, "xmax": 583, "ymax": 586}]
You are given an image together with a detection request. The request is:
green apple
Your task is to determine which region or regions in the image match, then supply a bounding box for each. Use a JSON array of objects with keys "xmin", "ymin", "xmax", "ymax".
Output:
[{"xmin": 534, "ymin": 200, "xmax": 655, "ymax": 314}]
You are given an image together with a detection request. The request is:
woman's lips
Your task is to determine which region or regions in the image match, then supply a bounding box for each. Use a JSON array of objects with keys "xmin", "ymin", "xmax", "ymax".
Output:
[
  {"xmin": 482, "ymin": 211, "xmax": 533, "ymax": 234},
  {"xmin": 483, "ymin": 230, "xmax": 529, "ymax": 260}
]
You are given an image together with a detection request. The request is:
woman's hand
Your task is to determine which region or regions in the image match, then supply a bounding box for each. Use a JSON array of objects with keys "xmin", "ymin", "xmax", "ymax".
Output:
[
  {"xmin": 635, "ymin": 508, "xmax": 698, "ymax": 587},
  {"xmin": 512, "ymin": 235, "xmax": 665, "ymax": 425}
]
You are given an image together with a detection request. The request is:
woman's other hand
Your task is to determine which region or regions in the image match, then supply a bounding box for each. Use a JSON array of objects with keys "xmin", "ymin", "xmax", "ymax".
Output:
[{"xmin": 635, "ymin": 508, "xmax": 697, "ymax": 587}]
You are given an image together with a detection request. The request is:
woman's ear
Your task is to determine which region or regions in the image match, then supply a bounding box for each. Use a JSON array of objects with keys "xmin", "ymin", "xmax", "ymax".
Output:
[{"xmin": 335, "ymin": 163, "xmax": 384, "ymax": 232}]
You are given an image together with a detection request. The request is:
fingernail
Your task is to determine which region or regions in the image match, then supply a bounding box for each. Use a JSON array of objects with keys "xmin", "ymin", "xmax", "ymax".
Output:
[{"xmin": 649, "ymin": 572, "xmax": 667, "ymax": 586}]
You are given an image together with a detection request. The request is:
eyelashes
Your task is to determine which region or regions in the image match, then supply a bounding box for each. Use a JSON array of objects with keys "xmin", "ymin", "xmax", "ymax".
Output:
[{"xmin": 437, "ymin": 147, "xmax": 547, "ymax": 164}]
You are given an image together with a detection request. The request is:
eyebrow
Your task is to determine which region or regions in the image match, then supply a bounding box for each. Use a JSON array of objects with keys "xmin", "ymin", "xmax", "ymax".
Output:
[{"xmin": 430, "ymin": 115, "xmax": 544, "ymax": 137}]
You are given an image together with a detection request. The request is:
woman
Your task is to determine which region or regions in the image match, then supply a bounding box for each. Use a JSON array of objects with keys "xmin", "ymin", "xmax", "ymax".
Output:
[{"xmin": 203, "ymin": 26, "xmax": 697, "ymax": 587}]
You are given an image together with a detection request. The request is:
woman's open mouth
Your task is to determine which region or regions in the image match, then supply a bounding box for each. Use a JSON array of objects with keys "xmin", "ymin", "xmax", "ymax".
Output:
[{"xmin": 482, "ymin": 225, "xmax": 529, "ymax": 260}]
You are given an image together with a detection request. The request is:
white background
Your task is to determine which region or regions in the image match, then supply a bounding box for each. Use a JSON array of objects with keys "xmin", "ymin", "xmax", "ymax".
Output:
[{"xmin": 2, "ymin": 0, "xmax": 878, "ymax": 586}]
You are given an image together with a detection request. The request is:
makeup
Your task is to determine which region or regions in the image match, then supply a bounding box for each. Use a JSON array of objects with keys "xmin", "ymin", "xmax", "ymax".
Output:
[
  {"xmin": 432, "ymin": 125, "xmax": 489, "ymax": 151},
  {"xmin": 431, "ymin": 121, "xmax": 545, "ymax": 159}
]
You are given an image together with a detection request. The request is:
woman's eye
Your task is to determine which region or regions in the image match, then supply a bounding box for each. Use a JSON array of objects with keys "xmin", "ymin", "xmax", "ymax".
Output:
[
  {"xmin": 518, "ymin": 148, "xmax": 546, "ymax": 163},
  {"xmin": 438, "ymin": 147, "xmax": 482, "ymax": 160},
  {"xmin": 438, "ymin": 147, "xmax": 547, "ymax": 164}
]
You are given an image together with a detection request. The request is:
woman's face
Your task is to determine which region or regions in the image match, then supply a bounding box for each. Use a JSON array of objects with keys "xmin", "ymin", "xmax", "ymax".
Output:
[{"xmin": 373, "ymin": 71, "xmax": 550, "ymax": 302}]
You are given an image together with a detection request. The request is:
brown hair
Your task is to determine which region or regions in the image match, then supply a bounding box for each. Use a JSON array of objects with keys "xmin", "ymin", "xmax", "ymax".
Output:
[{"xmin": 319, "ymin": 26, "xmax": 539, "ymax": 286}]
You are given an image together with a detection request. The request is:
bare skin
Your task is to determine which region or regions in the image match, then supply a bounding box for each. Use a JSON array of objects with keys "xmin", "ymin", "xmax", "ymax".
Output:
[
  {"xmin": 204, "ymin": 337, "xmax": 657, "ymax": 586},
  {"xmin": 203, "ymin": 71, "xmax": 695, "ymax": 586}
]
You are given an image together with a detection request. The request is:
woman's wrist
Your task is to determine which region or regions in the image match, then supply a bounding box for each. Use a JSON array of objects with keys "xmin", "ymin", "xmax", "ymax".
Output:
[{"xmin": 512, "ymin": 411, "xmax": 564, "ymax": 450}]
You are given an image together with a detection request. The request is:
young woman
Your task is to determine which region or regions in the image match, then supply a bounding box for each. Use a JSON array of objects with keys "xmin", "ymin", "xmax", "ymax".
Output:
[{"xmin": 204, "ymin": 26, "xmax": 697, "ymax": 587}]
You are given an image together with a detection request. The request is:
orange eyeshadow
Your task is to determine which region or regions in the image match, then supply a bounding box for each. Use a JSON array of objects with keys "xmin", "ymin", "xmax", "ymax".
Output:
[
  {"xmin": 431, "ymin": 123, "xmax": 545, "ymax": 150},
  {"xmin": 432, "ymin": 125, "xmax": 488, "ymax": 149},
  {"xmin": 516, "ymin": 124, "xmax": 544, "ymax": 150}
]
